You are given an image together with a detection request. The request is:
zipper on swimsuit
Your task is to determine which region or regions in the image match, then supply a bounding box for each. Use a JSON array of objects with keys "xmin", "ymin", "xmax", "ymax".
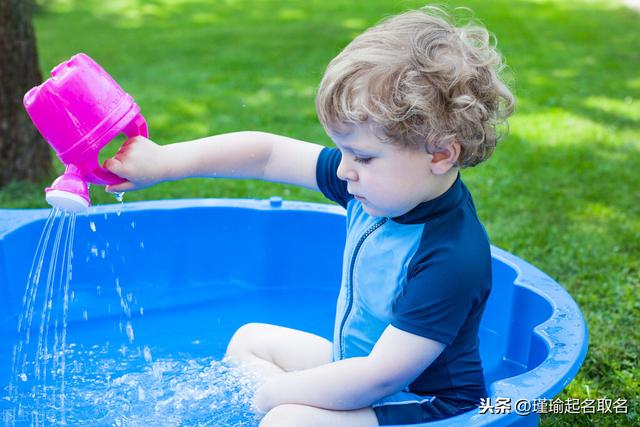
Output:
[{"xmin": 338, "ymin": 217, "xmax": 388, "ymax": 359}]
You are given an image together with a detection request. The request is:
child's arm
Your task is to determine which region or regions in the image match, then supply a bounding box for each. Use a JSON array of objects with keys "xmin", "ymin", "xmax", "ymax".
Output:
[
  {"xmin": 253, "ymin": 325, "xmax": 446, "ymax": 413},
  {"xmin": 104, "ymin": 131, "xmax": 324, "ymax": 192}
]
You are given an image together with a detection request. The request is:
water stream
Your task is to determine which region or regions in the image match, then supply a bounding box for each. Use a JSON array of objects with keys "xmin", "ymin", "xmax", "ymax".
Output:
[
  {"xmin": 3, "ymin": 207, "xmax": 263, "ymax": 426},
  {"xmin": 6, "ymin": 208, "xmax": 75, "ymax": 425}
]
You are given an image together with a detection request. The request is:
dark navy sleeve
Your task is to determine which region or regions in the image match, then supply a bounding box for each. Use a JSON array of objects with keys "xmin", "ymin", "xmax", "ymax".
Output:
[
  {"xmin": 315, "ymin": 147, "xmax": 352, "ymax": 209},
  {"xmin": 391, "ymin": 220, "xmax": 491, "ymax": 346}
]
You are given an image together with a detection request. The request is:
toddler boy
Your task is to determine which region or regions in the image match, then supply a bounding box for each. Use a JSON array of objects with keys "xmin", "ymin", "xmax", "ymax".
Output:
[{"xmin": 105, "ymin": 6, "xmax": 514, "ymax": 426}]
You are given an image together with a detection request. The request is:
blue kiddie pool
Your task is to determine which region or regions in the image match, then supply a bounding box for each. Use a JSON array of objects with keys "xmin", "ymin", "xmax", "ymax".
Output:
[{"xmin": 0, "ymin": 199, "xmax": 588, "ymax": 426}]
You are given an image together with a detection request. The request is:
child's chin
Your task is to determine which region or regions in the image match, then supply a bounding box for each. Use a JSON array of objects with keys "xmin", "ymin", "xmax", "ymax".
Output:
[{"xmin": 361, "ymin": 204, "xmax": 387, "ymax": 218}]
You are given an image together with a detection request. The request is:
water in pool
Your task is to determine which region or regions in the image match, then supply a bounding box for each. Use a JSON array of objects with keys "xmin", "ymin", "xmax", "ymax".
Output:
[
  {"xmin": 2, "ymin": 210, "xmax": 337, "ymax": 426},
  {"xmin": 7, "ymin": 346, "xmax": 263, "ymax": 426}
]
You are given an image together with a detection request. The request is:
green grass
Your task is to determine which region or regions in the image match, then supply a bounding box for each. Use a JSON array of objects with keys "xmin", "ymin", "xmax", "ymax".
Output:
[{"xmin": 3, "ymin": 0, "xmax": 639, "ymax": 425}]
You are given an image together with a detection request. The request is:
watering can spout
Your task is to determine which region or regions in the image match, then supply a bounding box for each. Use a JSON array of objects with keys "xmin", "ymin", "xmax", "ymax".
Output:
[{"xmin": 45, "ymin": 165, "xmax": 90, "ymax": 213}]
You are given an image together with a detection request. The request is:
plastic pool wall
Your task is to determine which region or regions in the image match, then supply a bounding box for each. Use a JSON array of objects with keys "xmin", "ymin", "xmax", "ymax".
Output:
[{"xmin": 0, "ymin": 199, "xmax": 588, "ymax": 426}]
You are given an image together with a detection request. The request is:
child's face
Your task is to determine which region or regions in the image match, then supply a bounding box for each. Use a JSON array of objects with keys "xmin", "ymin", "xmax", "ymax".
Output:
[{"xmin": 330, "ymin": 125, "xmax": 444, "ymax": 218}]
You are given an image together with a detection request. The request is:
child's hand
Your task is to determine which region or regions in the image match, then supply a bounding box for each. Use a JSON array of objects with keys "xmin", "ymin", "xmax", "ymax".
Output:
[{"xmin": 103, "ymin": 136, "xmax": 168, "ymax": 192}]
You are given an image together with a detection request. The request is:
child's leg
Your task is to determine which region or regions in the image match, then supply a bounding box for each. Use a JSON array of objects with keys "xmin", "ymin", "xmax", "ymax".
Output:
[
  {"xmin": 225, "ymin": 323, "xmax": 332, "ymax": 378},
  {"xmin": 259, "ymin": 404, "xmax": 378, "ymax": 427}
]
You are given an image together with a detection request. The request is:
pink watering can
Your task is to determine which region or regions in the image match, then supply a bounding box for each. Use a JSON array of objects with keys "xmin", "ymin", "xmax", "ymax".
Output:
[{"xmin": 23, "ymin": 53, "xmax": 148, "ymax": 212}]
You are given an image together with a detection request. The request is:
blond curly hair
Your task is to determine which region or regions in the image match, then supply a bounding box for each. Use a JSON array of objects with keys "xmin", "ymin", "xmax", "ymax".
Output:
[{"xmin": 316, "ymin": 6, "xmax": 515, "ymax": 167}]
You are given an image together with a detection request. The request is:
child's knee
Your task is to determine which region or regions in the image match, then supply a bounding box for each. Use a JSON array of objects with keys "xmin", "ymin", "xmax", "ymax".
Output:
[
  {"xmin": 259, "ymin": 404, "xmax": 308, "ymax": 427},
  {"xmin": 225, "ymin": 322, "xmax": 266, "ymax": 358}
]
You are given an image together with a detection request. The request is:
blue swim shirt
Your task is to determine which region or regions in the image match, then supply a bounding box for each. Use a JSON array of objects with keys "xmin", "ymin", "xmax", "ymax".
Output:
[{"xmin": 315, "ymin": 147, "xmax": 492, "ymax": 406}]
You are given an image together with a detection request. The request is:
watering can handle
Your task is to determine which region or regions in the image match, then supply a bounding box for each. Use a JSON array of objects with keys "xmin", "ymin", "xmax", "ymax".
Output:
[
  {"xmin": 122, "ymin": 114, "xmax": 149, "ymax": 139},
  {"xmin": 90, "ymin": 114, "xmax": 149, "ymax": 185}
]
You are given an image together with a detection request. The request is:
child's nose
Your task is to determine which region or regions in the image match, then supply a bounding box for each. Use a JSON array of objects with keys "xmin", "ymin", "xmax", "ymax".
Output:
[{"xmin": 336, "ymin": 158, "xmax": 358, "ymax": 182}]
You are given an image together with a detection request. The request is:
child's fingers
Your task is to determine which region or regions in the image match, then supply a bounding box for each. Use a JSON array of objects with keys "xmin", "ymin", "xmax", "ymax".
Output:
[
  {"xmin": 105, "ymin": 181, "xmax": 136, "ymax": 193},
  {"xmin": 125, "ymin": 135, "xmax": 145, "ymax": 143},
  {"xmin": 119, "ymin": 136, "xmax": 140, "ymax": 150},
  {"xmin": 103, "ymin": 157, "xmax": 125, "ymax": 175},
  {"xmin": 103, "ymin": 158, "xmax": 136, "ymax": 192}
]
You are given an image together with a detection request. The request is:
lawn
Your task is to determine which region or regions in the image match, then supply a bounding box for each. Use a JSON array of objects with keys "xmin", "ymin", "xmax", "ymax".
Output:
[{"xmin": 2, "ymin": 0, "xmax": 639, "ymax": 425}]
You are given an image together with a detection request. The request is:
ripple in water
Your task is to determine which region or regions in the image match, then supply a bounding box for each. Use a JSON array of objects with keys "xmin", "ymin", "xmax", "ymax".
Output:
[{"xmin": 7, "ymin": 345, "xmax": 263, "ymax": 427}]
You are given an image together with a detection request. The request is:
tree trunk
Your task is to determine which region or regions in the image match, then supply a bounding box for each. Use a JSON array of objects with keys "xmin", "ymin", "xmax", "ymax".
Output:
[{"xmin": 0, "ymin": 0, "xmax": 52, "ymax": 188}]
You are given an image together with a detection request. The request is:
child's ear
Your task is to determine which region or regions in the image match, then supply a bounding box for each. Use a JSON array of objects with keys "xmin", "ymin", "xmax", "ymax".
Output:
[{"xmin": 430, "ymin": 142, "xmax": 461, "ymax": 175}]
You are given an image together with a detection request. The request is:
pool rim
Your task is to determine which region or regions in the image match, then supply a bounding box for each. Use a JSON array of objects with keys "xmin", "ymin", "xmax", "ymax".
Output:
[{"xmin": 0, "ymin": 198, "xmax": 589, "ymax": 426}]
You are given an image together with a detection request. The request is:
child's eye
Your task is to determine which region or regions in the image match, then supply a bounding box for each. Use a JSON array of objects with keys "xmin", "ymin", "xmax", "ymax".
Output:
[{"xmin": 354, "ymin": 156, "xmax": 372, "ymax": 164}]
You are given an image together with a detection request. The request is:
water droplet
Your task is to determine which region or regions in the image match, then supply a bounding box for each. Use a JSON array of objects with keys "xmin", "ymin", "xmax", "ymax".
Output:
[
  {"xmin": 131, "ymin": 221, "xmax": 136, "ymax": 229},
  {"xmin": 139, "ymin": 307, "xmax": 144, "ymax": 315},
  {"xmin": 113, "ymin": 192, "xmax": 124, "ymax": 203},
  {"xmin": 125, "ymin": 322, "xmax": 135, "ymax": 343},
  {"xmin": 139, "ymin": 241, "xmax": 145, "ymax": 249},
  {"xmin": 151, "ymin": 363, "xmax": 162, "ymax": 379},
  {"xmin": 82, "ymin": 310, "xmax": 88, "ymax": 321},
  {"xmin": 96, "ymin": 285, "xmax": 101, "ymax": 295},
  {"xmin": 89, "ymin": 222, "xmax": 96, "ymax": 232},
  {"xmin": 100, "ymin": 250, "xmax": 106, "ymax": 259},
  {"xmin": 143, "ymin": 346, "xmax": 153, "ymax": 363},
  {"xmin": 90, "ymin": 245, "xmax": 98, "ymax": 257},
  {"xmin": 19, "ymin": 373, "xmax": 27, "ymax": 382}
]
